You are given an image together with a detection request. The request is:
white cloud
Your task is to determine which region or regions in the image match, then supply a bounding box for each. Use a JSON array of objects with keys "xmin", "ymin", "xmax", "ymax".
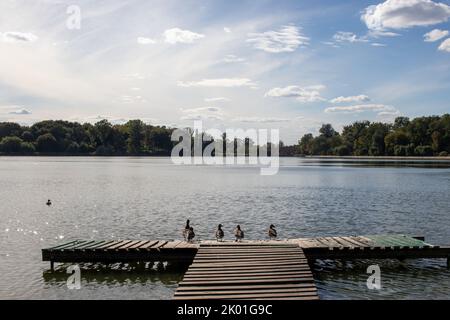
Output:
[
  {"xmin": 163, "ymin": 28, "xmax": 204, "ymax": 44},
  {"xmin": 181, "ymin": 107, "xmax": 222, "ymax": 113},
  {"xmin": 119, "ymin": 95, "xmax": 146, "ymax": 104},
  {"xmin": 333, "ymin": 32, "xmax": 368, "ymax": 43},
  {"xmin": 362, "ymin": 0, "xmax": 450, "ymax": 31},
  {"xmin": 371, "ymin": 42, "xmax": 387, "ymax": 47},
  {"xmin": 325, "ymin": 104, "xmax": 397, "ymax": 114},
  {"xmin": 181, "ymin": 114, "xmax": 223, "ymax": 121},
  {"xmin": 330, "ymin": 95, "xmax": 370, "ymax": 103},
  {"xmin": 322, "ymin": 41, "xmax": 340, "ymax": 48},
  {"xmin": 180, "ymin": 106, "xmax": 223, "ymax": 121},
  {"xmin": 247, "ymin": 25, "xmax": 309, "ymax": 53},
  {"xmin": 424, "ymin": 29, "xmax": 449, "ymax": 42},
  {"xmin": 1, "ymin": 106, "xmax": 32, "ymax": 115},
  {"xmin": 178, "ymin": 78, "xmax": 255, "ymax": 88},
  {"xmin": 265, "ymin": 85, "xmax": 326, "ymax": 103},
  {"xmin": 137, "ymin": 37, "xmax": 156, "ymax": 45},
  {"xmin": 233, "ymin": 117, "xmax": 291, "ymax": 123},
  {"xmin": 9, "ymin": 109, "xmax": 32, "ymax": 115},
  {"xmin": 1, "ymin": 31, "xmax": 38, "ymax": 43},
  {"xmin": 224, "ymin": 27, "xmax": 231, "ymax": 33},
  {"xmin": 223, "ymin": 54, "xmax": 245, "ymax": 63},
  {"xmin": 368, "ymin": 30, "xmax": 401, "ymax": 37},
  {"xmin": 438, "ymin": 38, "xmax": 450, "ymax": 52},
  {"xmin": 204, "ymin": 97, "xmax": 230, "ymax": 102}
]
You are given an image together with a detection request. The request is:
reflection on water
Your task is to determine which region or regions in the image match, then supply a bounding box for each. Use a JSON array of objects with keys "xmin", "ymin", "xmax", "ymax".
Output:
[
  {"xmin": 313, "ymin": 258, "xmax": 450, "ymax": 300},
  {"xmin": 1, "ymin": 157, "xmax": 450, "ymax": 299},
  {"xmin": 43, "ymin": 263, "xmax": 185, "ymax": 286}
]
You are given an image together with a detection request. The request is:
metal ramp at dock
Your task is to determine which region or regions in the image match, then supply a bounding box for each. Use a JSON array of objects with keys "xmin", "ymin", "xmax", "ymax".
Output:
[{"xmin": 173, "ymin": 243, "xmax": 319, "ymax": 300}]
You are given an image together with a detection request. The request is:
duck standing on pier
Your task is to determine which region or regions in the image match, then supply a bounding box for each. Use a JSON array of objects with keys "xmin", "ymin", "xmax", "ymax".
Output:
[
  {"xmin": 182, "ymin": 219, "xmax": 190, "ymax": 241},
  {"xmin": 187, "ymin": 226, "xmax": 195, "ymax": 242},
  {"xmin": 234, "ymin": 225, "xmax": 244, "ymax": 242},
  {"xmin": 215, "ymin": 224, "xmax": 224, "ymax": 241},
  {"xmin": 268, "ymin": 224, "xmax": 277, "ymax": 240},
  {"xmin": 46, "ymin": 199, "xmax": 52, "ymax": 206}
]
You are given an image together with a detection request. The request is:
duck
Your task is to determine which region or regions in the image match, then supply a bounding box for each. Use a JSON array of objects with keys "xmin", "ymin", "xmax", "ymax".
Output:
[
  {"xmin": 187, "ymin": 227, "xmax": 195, "ymax": 242},
  {"xmin": 234, "ymin": 225, "xmax": 244, "ymax": 242},
  {"xmin": 46, "ymin": 199, "xmax": 52, "ymax": 206},
  {"xmin": 268, "ymin": 224, "xmax": 277, "ymax": 240},
  {"xmin": 182, "ymin": 219, "xmax": 190, "ymax": 241},
  {"xmin": 215, "ymin": 224, "xmax": 224, "ymax": 241}
]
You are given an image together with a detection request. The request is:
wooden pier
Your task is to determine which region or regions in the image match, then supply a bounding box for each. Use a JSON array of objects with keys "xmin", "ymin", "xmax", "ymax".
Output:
[
  {"xmin": 42, "ymin": 234, "xmax": 450, "ymax": 299},
  {"xmin": 174, "ymin": 243, "xmax": 318, "ymax": 300}
]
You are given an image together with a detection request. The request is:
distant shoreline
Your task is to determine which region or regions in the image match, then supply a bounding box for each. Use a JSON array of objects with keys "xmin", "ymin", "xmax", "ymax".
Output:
[
  {"xmin": 1, "ymin": 154, "xmax": 450, "ymax": 161},
  {"xmin": 305, "ymin": 155, "xmax": 450, "ymax": 161}
]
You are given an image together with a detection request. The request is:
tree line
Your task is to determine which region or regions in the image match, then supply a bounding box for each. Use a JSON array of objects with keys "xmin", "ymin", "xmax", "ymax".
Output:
[
  {"xmin": 294, "ymin": 114, "xmax": 450, "ymax": 157},
  {"xmin": 0, "ymin": 120, "xmax": 174, "ymax": 155},
  {"xmin": 0, "ymin": 114, "xmax": 449, "ymax": 156}
]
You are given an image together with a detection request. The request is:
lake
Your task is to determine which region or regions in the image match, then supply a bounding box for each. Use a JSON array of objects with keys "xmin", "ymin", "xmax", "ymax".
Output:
[{"xmin": 1, "ymin": 157, "xmax": 449, "ymax": 299}]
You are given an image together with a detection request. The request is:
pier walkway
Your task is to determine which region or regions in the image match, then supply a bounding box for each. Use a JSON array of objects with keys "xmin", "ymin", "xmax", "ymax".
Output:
[
  {"xmin": 42, "ymin": 234, "xmax": 450, "ymax": 299},
  {"xmin": 173, "ymin": 243, "xmax": 318, "ymax": 300}
]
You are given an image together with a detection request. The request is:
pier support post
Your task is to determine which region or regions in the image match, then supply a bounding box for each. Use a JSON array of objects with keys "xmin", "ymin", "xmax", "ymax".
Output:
[
  {"xmin": 50, "ymin": 261, "xmax": 54, "ymax": 271},
  {"xmin": 156, "ymin": 261, "xmax": 165, "ymax": 272}
]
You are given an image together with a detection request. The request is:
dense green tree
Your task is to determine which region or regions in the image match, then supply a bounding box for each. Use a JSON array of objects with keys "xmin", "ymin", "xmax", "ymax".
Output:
[
  {"xmin": 125, "ymin": 120, "xmax": 144, "ymax": 154},
  {"xmin": 21, "ymin": 131, "xmax": 34, "ymax": 142},
  {"xmin": 319, "ymin": 124, "xmax": 338, "ymax": 138},
  {"xmin": 0, "ymin": 136, "xmax": 23, "ymax": 152},
  {"xmin": 298, "ymin": 133, "xmax": 314, "ymax": 155},
  {"xmin": 0, "ymin": 114, "xmax": 449, "ymax": 156},
  {"xmin": 20, "ymin": 142, "xmax": 36, "ymax": 153},
  {"xmin": 0, "ymin": 123, "xmax": 22, "ymax": 139},
  {"xmin": 36, "ymin": 133, "xmax": 58, "ymax": 152}
]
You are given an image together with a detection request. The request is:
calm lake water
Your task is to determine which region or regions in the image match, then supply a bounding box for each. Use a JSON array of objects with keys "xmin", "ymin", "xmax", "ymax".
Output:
[{"xmin": 1, "ymin": 157, "xmax": 450, "ymax": 300}]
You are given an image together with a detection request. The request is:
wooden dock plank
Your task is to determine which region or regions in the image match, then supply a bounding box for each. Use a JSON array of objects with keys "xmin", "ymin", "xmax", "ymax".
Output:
[
  {"xmin": 95, "ymin": 241, "xmax": 121, "ymax": 250},
  {"xmin": 48, "ymin": 240, "xmax": 82, "ymax": 250},
  {"xmin": 105, "ymin": 240, "xmax": 133, "ymax": 250},
  {"xmin": 340, "ymin": 237, "xmax": 370, "ymax": 248},
  {"xmin": 125, "ymin": 240, "xmax": 151, "ymax": 249},
  {"xmin": 84, "ymin": 240, "xmax": 115, "ymax": 250},
  {"xmin": 162, "ymin": 241, "xmax": 183, "ymax": 249},
  {"xmin": 174, "ymin": 288, "xmax": 317, "ymax": 296},
  {"xmin": 174, "ymin": 292, "xmax": 318, "ymax": 300},
  {"xmin": 65, "ymin": 240, "xmax": 97, "ymax": 250},
  {"xmin": 174, "ymin": 243, "xmax": 318, "ymax": 300},
  {"xmin": 138, "ymin": 240, "xmax": 159, "ymax": 249},
  {"xmin": 175, "ymin": 283, "xmax": 317, "ymax": 291},
  {"xmin": 154, "ymin": 241, "xmax": 169, "ymax": 249}
]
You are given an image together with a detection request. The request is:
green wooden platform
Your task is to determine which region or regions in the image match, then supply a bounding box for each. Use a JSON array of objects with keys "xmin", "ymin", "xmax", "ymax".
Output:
[{"xmin": 42, "ymin": 234, "xmax": 450, "ymax": 269}]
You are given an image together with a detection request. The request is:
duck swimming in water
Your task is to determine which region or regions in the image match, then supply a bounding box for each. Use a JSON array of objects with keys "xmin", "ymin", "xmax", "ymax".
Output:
[
  {"xmin": 215, "ymin": 224, "xmax": 224, "ymax": 241},
  {"xmin": 268, "ymin": 224, "xmax": 277, "ymax": 240},
  {"xmin": 187, "ymin": 226, "xmax": 195, "ymax": 242},
  {"xmin": 182, "ymin": 219, "xmax": 190, "ymax": 241},
  {"xmin": 234, "ymin": 225, "xmax": 244, "ymax": 242},
  {"xmin": 46, "ymin": 199, "xmax": 52, "ymax": 206}
]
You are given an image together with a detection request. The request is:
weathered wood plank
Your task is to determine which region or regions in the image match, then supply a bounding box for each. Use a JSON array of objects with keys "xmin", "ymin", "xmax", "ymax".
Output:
[
  {"xmin": 179, "ymin": 277, "xmax": 315, "ymax": 286},
  {"xmin": 138, "ymin": 240, "xmax": 159, "ymax": 249},
  {"xmin": 48, "ymin": 240, "xmax": 82, "ymax": 250},
  {"xmin": 174, "ymin": 292, "xmax": 318, "ymax": 300},
  {"xmin": 126, "ymin": 240, "xmax": 151, "ymax": 249},
  {"xmin": 186, "ymin": 266, "xmax": 312, "ymax": 274},
  {"xmin": 174, "ymin": 288, "xmax": 317, "ymax": 296},
  {"xmin": 154, "ymin": 241, "xmax": 169, "ymax": 249},
  {"xmin": 105, "ymin": 240, "xmax": 133, "ymax": 250},
  {"xmin": 66, "ymin": 240, "xmax": 97, "ymax": 250},
  {"xmin": 175, "ymin": 283, "xmax": 316, "ymax": 291},
  {"xmin": 163, "ymin": 241, "xmax": 183, "ymax": 249}
]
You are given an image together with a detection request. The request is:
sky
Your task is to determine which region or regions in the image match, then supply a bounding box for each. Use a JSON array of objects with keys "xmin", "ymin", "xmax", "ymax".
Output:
[{"xmin": 1, "ymin": 0, "xmax": 450, "ymax": 144}]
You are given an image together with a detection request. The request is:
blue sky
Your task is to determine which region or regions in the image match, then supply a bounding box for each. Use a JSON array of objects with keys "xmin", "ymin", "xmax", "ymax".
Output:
[{"xmin": 0, "ymin": 0, "xmax": 450, "ymax": 143}]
